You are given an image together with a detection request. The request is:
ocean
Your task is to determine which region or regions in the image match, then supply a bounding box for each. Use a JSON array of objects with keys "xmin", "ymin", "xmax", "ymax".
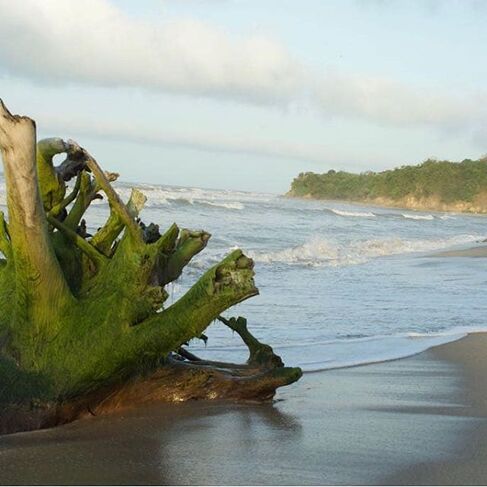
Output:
[{"xmin": 1, "ymin": 177, "xmax": 486, "ymax": 373}]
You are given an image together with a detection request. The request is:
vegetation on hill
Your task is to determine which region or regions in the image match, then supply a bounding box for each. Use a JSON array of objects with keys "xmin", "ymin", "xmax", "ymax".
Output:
[{"xmin": 288, "ymin": 157, "xmax": 487, "ymax": 213}]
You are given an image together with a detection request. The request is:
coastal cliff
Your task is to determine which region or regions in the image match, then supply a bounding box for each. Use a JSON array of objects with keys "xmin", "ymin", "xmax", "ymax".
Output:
[{"xmin": 287, "ymin": 158, "xmax": 487, "ymax": 213}]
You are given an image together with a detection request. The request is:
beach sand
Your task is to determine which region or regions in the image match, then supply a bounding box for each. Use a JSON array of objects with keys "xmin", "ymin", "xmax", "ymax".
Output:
[
  {"xmin": 386, "ymin": 333, "xmax": 487, "ymax": 485},
  {"xmin": 432, "ymin": 244, "xmax": 487, "ymax": 258},
  {"xmin": 0, "ymin": 334, "xmax": 486, "ymax": 485}
]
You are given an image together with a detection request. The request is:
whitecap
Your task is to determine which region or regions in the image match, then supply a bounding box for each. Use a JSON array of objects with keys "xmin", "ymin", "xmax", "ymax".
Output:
[
  {"xmin": 331, "ymin": 209, "xmax": 375, "ymax": 218},
  {"xmin": 199, "ymin": 200, "xmax": 244, "ymax": 210},
  {"xmin": 252, "ymin": 234, "xmax": 481, "ymax": 267},
  {"xmin": 402, "ymin": 213, "xmax": 434, "ymax": 220}
]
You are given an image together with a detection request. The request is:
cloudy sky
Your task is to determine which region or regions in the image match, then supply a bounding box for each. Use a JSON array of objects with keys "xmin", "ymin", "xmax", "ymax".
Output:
[{"xmin": 0, "ymin": 0, "xmax": 486, "ymax": 192}]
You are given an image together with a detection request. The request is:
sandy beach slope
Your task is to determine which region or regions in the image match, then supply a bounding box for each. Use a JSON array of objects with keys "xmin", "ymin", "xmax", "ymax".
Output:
[
  {"xmin": 0, "ymin": 334, "xmax": 486, "ymax": 485},
  {"xmin": 432, "ymin": 244, "xmax": 487, "ymax": 258},
  {"xmin": 386, "ymin": 333, "xmax": 487, "ymax": 485}
]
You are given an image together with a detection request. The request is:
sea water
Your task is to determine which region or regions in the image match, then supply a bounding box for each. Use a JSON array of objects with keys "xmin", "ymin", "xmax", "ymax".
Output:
[{"xmin": 1, "ymin": 177, "xmax": 486, "ymax": 372}]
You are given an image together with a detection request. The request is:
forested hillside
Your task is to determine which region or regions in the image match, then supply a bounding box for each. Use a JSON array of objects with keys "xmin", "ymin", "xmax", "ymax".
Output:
[{"xmin": 288, "ymin": 158, "xmax": 487, "ymax": 213}]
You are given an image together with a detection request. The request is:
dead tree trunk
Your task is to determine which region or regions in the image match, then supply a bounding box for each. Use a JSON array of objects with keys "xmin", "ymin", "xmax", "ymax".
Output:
[{"xmin": 0, "ymin": 100, "xmax": 301, "ymax": 435}]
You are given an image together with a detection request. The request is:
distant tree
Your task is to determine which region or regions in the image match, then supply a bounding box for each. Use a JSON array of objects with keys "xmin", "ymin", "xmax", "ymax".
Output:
[{"xmin": 288, "ymin": 155, "xmax": 487, "ymax": 209}]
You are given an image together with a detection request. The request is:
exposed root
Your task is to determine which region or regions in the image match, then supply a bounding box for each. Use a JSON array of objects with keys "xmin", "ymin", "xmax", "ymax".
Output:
[
  {"xmin": 0, "ymin": 360, "xmax": 302, "ymax": 436},
  {"xmin": 0, "ymin": 100, "xmax": 302, "ymax": 437},
  {"xmin": 218, "ymin": 316, "xmax": 284, "ymax": 368}
]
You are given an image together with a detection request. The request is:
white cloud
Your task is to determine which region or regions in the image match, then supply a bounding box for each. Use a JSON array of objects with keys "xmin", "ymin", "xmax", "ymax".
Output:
[
  {"xmin": 0, "ymin": 0, "xmax": 485, "ymax": 135},
  {"xmin": 312, "ymin": 70, "xmax": 485, "ymax": 128},
  {"xmin": 40, "ymin": 113, "xmax": 346, "ymax": 166},
  {"xmin": 0, "ymin": 0, "xmax": 302, "ymax": 104}
]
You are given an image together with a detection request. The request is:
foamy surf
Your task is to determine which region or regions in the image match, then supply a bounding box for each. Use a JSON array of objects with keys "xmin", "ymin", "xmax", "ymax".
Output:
[
  {"xmin": 72, "ymin": 180, "xmax": 270, "ymax": 211},
  {"xmin": 402, "ymin": 213, "xmax": 435, "ymax": 220},
  {"xmin": 84, "ymin": 188, "xmax": 246, "ymax": 210},
  {"xmin": 297, "ymin": 325, "xmax": 487, "ymax": 372},
  {"xmin": 199, "ymin": 200, "xmax": 244, "ymax": 210},
  {"xmin": 331, "ymin": 209, "xmax": 376, "ymax": 218},
  {"xmin": 191, "ymin": 326, "xmax": 487, "ymax": 374},
  {"xmin": 252, "ymin": 234, "xmax": 482, "ymax": 267},
  {"xmin": 294, "ymin": 331, "xmax": 466, "ymax": 372}
]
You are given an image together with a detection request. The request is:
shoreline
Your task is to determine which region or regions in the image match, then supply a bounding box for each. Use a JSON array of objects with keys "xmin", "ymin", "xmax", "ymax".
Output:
[
  {"xmin": 432, "ymin": 244, "xmax": 487, "ymax": 258},
  {"xmin": 0, "ymin": 332, "xmax": 486, "ymax": 484},
  {"xmin": 285, "ymin": 193, "xmax": 487, "ymax": 215}
]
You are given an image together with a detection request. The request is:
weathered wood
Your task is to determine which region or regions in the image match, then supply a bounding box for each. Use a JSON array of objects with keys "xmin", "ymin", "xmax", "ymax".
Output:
[{"xmin": 0, "ymin": 100, "xmax": 302, "ymax": 436}]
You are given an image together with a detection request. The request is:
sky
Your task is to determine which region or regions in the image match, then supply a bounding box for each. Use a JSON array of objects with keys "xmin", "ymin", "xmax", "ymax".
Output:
[{"xmin": 0, "ymin": 0, "xmax": 486, "ymax": 193}]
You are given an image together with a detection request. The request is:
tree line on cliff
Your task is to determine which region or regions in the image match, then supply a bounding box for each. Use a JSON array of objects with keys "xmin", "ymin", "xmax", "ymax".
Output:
[{"xmin": 289, "ymin": 157, "xmax": 487, "ymax": 206}]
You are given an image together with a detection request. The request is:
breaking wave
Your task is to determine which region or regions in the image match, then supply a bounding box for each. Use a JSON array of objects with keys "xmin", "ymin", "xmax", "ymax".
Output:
[
  {"xmin": 330, "ymin": 209, "xmax": 376, "ymax": 218},
  {"xmin": 252, "ymin": 234, "xmax": 481, "ymax": 267},
  {"xmin": 439, "ymin": 215, "xmax": 457, "ymax": 220},
  {"xmin": 402, "ymin": 213, "xmax": 434, "ymax": 220},
  {"xmin": 112, "ymin": 183, "xmax": 252, "ymax": 210},
  {"xmin": 199, "ymin": 200, "xmax": 244, "ymax": 210}
]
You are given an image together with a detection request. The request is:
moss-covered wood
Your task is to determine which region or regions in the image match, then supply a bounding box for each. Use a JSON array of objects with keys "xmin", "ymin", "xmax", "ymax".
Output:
[{"xmin": 0, "ymin": 100, "xmax": 301, "ymax": 435}]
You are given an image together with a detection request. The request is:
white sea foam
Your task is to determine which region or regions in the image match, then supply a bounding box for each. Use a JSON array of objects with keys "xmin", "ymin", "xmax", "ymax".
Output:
[
  {"xmin": 439, "ymin": 215, "xmax": 457, "ymax": 220},
  {"xmin": 299, "ymin": 325, "xmax": 487, "ymax": 372},
  {"xmin": 191, "ymin": 326, "xmax": 487, "ymax": 373},
  {"xmin": 199, "ymin": 200, "xmax": 244, "ymax": 210},
  {"xmin": 110, "ymin": 182, "xmax": 257, "ymax": 210},
  {"xmin": 0, "ymin": 176, "xmax": 258, "ymax": 212},
  {"xmin": 331, "ymin": 209, "xmax": 376, "ymax": 218},
  {"xmin": 252, "ymin": 234, "xmax": 481, "ymax": 267},
  {"xmin": 295, "ymin": 331, "xmax": 465, "ymax": 372},
  {"xmin": 402, "ymin": 213, "xmax": 434, "ymax": 220}
]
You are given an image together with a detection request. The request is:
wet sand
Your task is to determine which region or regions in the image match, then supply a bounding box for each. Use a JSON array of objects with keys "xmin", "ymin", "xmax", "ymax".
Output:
[
  {"xmin": 0, "ymin": 334, "xmax": 486, "ymax": 485},
  {"xmin": 432, "ymin": 244, "xmax": 487, "ymax": 258},
  {"xmin": 386, "ymin": 333, "xmax": 487, "ymax": 485}
]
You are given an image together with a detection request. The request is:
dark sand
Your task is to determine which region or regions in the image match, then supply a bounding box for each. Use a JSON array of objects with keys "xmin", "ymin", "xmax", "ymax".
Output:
[
  {"xmin": 432, "ymin": 244, "xmax": 487, "ymax": 258},
  {"xmin": 386, "ymin": 333, "xmax": 487, "ymax": 485},
  {"xmin": 0, "ymin": 334, "xmax": 486, "ymax": 485}
]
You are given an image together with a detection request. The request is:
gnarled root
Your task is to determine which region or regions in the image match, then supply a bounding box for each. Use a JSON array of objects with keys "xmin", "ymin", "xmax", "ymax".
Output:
[
  {"xmin": 0, "ymin": 317, "xmax": 302, "ymax": 435},
  {"xmin": 82, "ymin": 315, "xmax": 302, "ymax": 414},
  {"xmin": 88, "ymin": 359, "xmax": 302, "ymax": 416},
  {"xmin": 0, "ymin": 100, "xmax": 302, "ymax": 436},
  {"xmin": 0, "ymin": 359, "xmax": 302, "ymax": 436}
]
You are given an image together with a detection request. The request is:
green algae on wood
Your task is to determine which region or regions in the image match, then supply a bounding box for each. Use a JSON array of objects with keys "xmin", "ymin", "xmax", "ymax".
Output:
[{"xmin": 0, "ymin": 100, "xmax": 301, "ymax": 434}]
